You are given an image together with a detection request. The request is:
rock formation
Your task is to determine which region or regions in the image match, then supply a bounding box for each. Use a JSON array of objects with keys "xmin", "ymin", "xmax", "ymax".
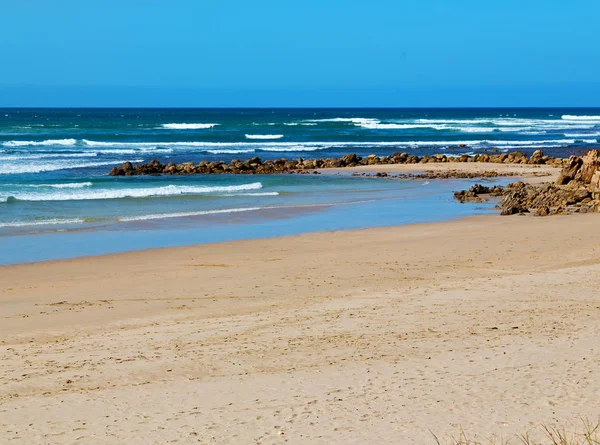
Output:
[
  {"xmin": 109, "ymin": 150, "xmax": 566, "ymax": 177},
  {"xmin": 454, "ymin": 149, "xmax": 600, "ymax": 216}
]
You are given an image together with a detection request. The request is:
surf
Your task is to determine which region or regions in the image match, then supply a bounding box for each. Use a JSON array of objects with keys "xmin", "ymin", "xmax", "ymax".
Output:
[{"xmin": 1, "ymin": 182, "xmax": 265, "ymax": 202}]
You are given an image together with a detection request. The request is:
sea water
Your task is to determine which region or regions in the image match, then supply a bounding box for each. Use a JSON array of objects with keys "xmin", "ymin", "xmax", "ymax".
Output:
[{"xmin": 1, "ymin": 108, "xmax": 598, "ymax": 264}]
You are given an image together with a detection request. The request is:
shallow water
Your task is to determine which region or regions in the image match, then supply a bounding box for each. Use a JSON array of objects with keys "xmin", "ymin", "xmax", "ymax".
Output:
[
  {"xmin": 3, "ymin": 107, "xmax": 591, "ymax": 264},
  {"xmin": 0, "ymin": 174, "xmax": 504, "ymax": 265}
]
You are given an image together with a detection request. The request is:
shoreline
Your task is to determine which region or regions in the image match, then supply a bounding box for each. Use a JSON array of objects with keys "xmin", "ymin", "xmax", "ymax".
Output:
[
  {"xmin": 0, "ymin": 212, "xmax": 489, "ymax": 269},
  {"xmin": 3, "ymin": 156, "xmax": 600, "ymax": 443},
  {"xmin": 0, "ymin": 161, "xmax": 561, "ymax": 266},
  {"xmin": 2, "ymin": 212, "xmax": 600, "ymax": 443}
]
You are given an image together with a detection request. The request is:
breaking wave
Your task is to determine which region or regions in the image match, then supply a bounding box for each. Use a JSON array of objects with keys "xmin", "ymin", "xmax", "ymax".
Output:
[
  {"xmin": 0, "ymin": 153, "xmax": 97, "ymax": 161},
  {"xmin": 0, "ymin": 218, "xmax": 86, "ymax": 228},
  {"xmin": 161, "ymin": 123, "xmax": 219, "ymax": 129},
  {"xmin": 2, "ymin": 182, "xmax": 264, "ymax": 202},
  {"xmin": 119, "ymin": 207, "xmax": 262, "ymax": 222},
  {"xmin": 561, "ymin": 115, "xmax": 600, "ymax": 121},
  {"xmin": 0, "ymin": 159, "xmax": 144, "ymax": 175},
  {"xmin": 22, "ymin": 182, "xmax": 94, "ymax": 189},
  {"xmin": 206, "ymin": 149, "xmax": 256, "ymax": 154},
  {"xmin": 3, "ymin": 139, "xmax": 78, "ymax": 147},
  {"xmin": 245, "ymin": 134, "xmax": 284, "ymax": 140}
]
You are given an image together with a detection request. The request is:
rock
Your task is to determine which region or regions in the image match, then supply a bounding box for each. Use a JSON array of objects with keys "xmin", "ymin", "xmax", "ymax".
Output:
[
  {"xmin": 576, "ymin": 149, "xmax": 600, "ymax": 184},
  {"xmin": 453, "ymin": 184, "xmax": 505, "ymax": 203},
  {"xmin": 591, "ymin": 170, "xmax": 600, "ymax": 190},
  {"xmin": 247, "ymin": 156, "xmax": 262, "ymax": 165},
  {"xmin": 501, "ymin": 204, "xmax": 527, "ymax": 216},
  {"xmin": 106, "ymin": 150, "xmax": 569, "ymax": 177},
  {"xmin": 557, "ymin": 156, "xmax": 584, "ymax": 185},
  {"xmin": 109, "ymin": 161, "xmax": 135, "ymax": 176},
  {"xmin": 529, "ymin": 149, "xmax": 545, "ymax": 164},
  {"xmin": 339, "ymin": 153, "xmax": 360, "ymax": 166},
  {"xmin": 536, "ymin": 206, "xmax": 550, "ymax": 216},
  {"xmin": 556, "ymin": 150, "xmax": 600, "ymax": 186}
]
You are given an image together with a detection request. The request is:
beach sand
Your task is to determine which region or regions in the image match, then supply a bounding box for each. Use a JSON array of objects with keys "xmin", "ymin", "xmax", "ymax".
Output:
[
  {"xmin": 1, "ymin": 164, "xmax": 599, "ymax": 444},
  {"xmin": 324, "ymin": 161, "xmax": 560, "ymax": 184}
]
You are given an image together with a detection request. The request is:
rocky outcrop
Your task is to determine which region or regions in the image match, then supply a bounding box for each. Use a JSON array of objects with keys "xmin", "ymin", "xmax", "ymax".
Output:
[
  {"xmin": 453, "ymin": 184, "xmax": 506, "ymax": 203},
  {"xmin": 556, "ymin": 149, "xmax": 600, "ymax": 186},
  {"xmin": 352, "ymin": 170, "xmax": 551, "ymax": 180},
  {"xmin": 453, "ymin": 150, "xmax": 600, "ymax": 216},
  {"xmin": 108, "ymin": 150, "xmax": 567, "ymax": 176}
]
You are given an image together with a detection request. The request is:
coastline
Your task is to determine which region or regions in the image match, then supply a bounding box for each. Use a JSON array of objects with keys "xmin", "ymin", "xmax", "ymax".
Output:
[
  {"xmin": 2, "ymin": 209, "xmax": 600, "ymax": 443},
  {"xmin": 0, "ymin": 162, "xmax": 560, "ymax": 265},
  {"xmin": 323, "ymin": 160, "xmax": 560, "ymax": 185}
]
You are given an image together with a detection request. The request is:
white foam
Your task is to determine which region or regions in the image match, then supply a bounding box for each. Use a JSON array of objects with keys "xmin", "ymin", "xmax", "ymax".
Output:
[
  {"xmin": 307, "ymin": 118, "xmax": 379, "ymax": 126},
  {"xmin": 119, "ymin": 207, "xmax": 261, "ymax": 222},
  {"xmin": 415, "ymin": 118, "xmax": 598, "ymax": 129},
  {"xmin": 0, "ymin": 218, "xmax": 86, "ymax": 228},
  {"xmin": 453, "ymin": 127, "xmax": 497, "ymax": 133},
  {"xmin": 393, "ymin": 139, "xmax": 596, "ymax": 147},
  {"xmin": 245, "ymin": 134, "xmax": 284, "ymax": 140},
  {"xmin": 74, "ymin": 138, "xmax": 597, "ymax": 152},
  {"xmin": 161, "ymin": 123, "xmax": 219, "ymax": 129},
  {"xmin": 3, "ymin": 182, "xmax": 263, "ymax": 202},
  {"xmin": 357, "ymin": 122, "xmax": 433, "ymax": 130},
  {"xmin": 564, "ymin": 132, "xmax": 600, "ymax": 138},
  {"xmin": 220, "ymin": 192, "xmax": 280, "ymax": 197},
  {"xmin": 23, "ymin": 182, "xmax": 93, "ymax": 189},
  {"xmin": 139, "ymin": 147, "xmax": 174, "ymax": 153},
  {"xmin": 0, "ymin": 152, "xmax": 97, "ymax": 161},
  {"xmin": 206, "ymin": 149, "xmax": 256, "ymax": 154},
  {"xmin": 257, "ymin": 145, "xmax": 330, "ymax": 152},
  {"xmin": 3, "ymin": 139, "xmax": 78, "ymax": 147},
  {"xmin": 0, "ymin": 159, "xmax": 144, "ymax": 175},
  {"xmin": 561, "ymin": 115, "xmax": 600, "ymax": 121},
  {"xmin": 94, "ymin": 149, "xmax": 137, "ymax": 154}
]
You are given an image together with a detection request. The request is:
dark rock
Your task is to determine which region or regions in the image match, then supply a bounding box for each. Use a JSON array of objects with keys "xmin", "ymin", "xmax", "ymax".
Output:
[{"xmin": 106, "ymin": 150, "xmax": 570, "ymax": 177}]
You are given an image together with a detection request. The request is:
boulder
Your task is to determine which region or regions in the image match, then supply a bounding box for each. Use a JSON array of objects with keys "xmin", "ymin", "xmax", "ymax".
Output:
[
  {"xmin": 108, "ymin": 161, "xmax": 134, "ymax": 176},
  {"xmin": 529, "ymin": 149, "xmax": 545, "ymax": 164},
  {"xmin": 576, "ymin": 149, "xmax": 600, "ymax": 184},
  {"xmin": 556, "ymin": 150, "xmax": 600, "ymax": 186},
  {"xmin": 340, "ymin": 153, "xmax": 360, "ymax": 166}
]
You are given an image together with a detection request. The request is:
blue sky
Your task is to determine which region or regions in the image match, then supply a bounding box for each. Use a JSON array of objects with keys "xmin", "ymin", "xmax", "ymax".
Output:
[{"xmin": 1, "ymin": 0, "xmax": 599, "ymax": 106}]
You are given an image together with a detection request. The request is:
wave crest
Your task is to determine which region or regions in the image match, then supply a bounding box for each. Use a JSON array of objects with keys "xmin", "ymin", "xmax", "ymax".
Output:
[
  {"xmin": 0, "ymin": 159, "xmax": 144, "ymax": 175},
  {"xmin": 119, "ymin": 207, "xmax": 261, "ymax": 222},
  {"xmin": 161, "ymin": 123, "xmax": 218, "ymax": 129},
  {"xmin": 0, "ymin": 218, "xmax": 86, "ymax": 228},
  {"xmin": 561, "ymin": 115, "xmax": 600, "ymax": 121},
  {"xmin": 245, "ymin": 134, "xmax": 284, "ymax": 140},
  {"xmin": 3, "ymin": 139, "xmax": 78, "ymax": 147},
  {"xmin": 2, "ymin": 182, "xmax": 264, "ymax": 202}
]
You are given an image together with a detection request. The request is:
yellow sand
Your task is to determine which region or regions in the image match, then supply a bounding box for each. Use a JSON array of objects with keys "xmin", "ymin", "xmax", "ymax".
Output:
[{"xmin": 1, "ymin": 164, "xmax": 599, "ymax": 444}]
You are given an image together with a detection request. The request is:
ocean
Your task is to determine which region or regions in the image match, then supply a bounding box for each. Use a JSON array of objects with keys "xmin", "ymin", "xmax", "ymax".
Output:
[{"xmin": 1, "ymin": 108, "xmax": 598, "ymax": 264}]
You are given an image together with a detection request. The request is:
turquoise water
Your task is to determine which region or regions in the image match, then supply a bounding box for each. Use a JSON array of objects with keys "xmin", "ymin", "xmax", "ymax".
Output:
[
  {"xmin": 0, "ymin": 175, "xmax": 502, "ymax": 265},
  {"xmin": 1, "ymin": 108, "xmax": 597, "ymax": 264}
]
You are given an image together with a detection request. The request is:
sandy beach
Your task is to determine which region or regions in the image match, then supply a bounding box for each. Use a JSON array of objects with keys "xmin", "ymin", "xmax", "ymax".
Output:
[
  {"xmin": 324, "ymin": 161, "xmax": 560, "ymax": 184},
  {"xmin": 2, "ymin": 161, "xmax": 600, "ymax": 444},
  {"xmin": 3, "ymin": 0, "xmax": 600, "ymax": 442}
]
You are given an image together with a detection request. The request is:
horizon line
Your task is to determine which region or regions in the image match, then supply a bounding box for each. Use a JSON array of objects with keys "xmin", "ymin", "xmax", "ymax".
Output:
[{"xmin": 2, "ymin": 106, "xmax": 600, "ymax": 110}]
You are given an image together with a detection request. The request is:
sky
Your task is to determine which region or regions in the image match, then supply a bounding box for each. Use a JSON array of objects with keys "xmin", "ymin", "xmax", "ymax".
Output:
[{"xmin": 1, "ymin": 0, "xmax": 599, "ymax": 107}]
